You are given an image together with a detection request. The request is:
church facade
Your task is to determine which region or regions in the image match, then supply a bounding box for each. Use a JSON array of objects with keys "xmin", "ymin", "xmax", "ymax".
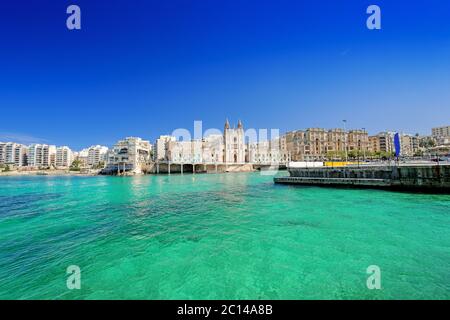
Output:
[
  {"xmin": 161, "ymin": 119, "xmax": 290, "ymax": 165},
  {"xmin": 224, "ymin": 119, "xmax": 246, "ymax": 163}
]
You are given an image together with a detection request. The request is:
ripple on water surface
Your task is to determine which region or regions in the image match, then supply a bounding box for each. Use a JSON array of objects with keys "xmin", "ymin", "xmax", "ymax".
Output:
[{"xmin": 0, "ymin": 173, "xmax": 449, "ymax": 299}]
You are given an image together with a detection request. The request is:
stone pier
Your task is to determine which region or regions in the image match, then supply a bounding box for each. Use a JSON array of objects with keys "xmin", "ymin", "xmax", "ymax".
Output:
[{"xmin": 274, "ymin": 164, "xmax": 450, "ymax": 193}]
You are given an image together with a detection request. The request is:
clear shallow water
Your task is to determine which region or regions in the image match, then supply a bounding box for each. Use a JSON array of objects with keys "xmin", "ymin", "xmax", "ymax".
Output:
[{"xmin": 0, "ymin": 172, "xmax": 449, "ymax": 300}]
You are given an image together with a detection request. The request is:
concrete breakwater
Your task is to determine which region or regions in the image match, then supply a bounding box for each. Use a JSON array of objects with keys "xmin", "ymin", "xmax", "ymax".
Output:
[{"xmin": 274, "ymin": 164, "xmax": 450, "ymax": 193}]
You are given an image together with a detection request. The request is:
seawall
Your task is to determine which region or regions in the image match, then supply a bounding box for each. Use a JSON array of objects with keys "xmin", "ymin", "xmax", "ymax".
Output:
[{"xmin": 274, "ymin": 164, "xmax": 450, "ymax": 193}]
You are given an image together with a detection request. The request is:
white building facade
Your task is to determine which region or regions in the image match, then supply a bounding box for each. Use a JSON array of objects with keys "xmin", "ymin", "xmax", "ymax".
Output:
[
  {"xmin": 224, "ymin": 119, "xmax": 246, "ymax": 163},
  {"xmin": 87, "ymin": 145, "xmax": 108, "ymax": 167},
  {"xmin": 107, "ymin": 137, "xmax": 152, "ymax": 173},
  {"xmin": 0, "ymin": 142, "xmax": 28, "ymax": 167},
  {"xmin": 27, "ymin": 144, "xmax": 56, "ymax": 168},
  {"xmin": 56, "ymin": 146, "xmax": 73, "ymax": 168},
  {"xmin": 154, "ymin": 135, "xmax": 176, "ymax": 161}
]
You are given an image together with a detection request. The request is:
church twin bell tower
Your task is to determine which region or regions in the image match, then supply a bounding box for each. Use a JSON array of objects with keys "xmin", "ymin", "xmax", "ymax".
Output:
[{"xmin": 224, "ymin": 119, "xmax": 245, "ymax": 163}]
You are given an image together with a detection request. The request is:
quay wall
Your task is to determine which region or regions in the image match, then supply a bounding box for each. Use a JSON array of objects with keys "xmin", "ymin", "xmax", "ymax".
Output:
[{"xmin": 275, "ymin": 164, "xmax": 450, "ymax": 192}]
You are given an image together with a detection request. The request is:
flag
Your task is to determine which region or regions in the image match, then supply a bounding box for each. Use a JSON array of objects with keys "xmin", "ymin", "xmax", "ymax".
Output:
[{"xmin": 394, "ymin": 133, "xmax": 401, "ymax": 157}]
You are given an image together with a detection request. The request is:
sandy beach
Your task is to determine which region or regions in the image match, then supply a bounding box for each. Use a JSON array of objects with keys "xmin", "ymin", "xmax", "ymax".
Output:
[{"xmin": 0, "ymin": 170, "xmax": 99, "ymax": 177}]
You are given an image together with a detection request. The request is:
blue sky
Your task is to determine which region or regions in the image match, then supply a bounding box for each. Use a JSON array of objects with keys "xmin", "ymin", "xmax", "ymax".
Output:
[{"xmin": 0, "ymin": 0, "xmax": 449, "ymax": 150}]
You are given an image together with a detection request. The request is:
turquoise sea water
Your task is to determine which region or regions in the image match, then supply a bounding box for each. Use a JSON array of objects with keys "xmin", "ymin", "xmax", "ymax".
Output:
[{"xmin": 0, "ymin": 172, "xmax": 449, "ymax": 299}]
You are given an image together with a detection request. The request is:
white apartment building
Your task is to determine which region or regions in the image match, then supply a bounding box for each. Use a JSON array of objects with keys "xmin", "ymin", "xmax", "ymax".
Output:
[
  {"xmin": 248, "ymin": 139, "xmax": 291, "ymax": 164},
  {"xmin": 432, "ymin": 126, "xmax": 450, "ymax": 138},
  {"xmin": 56, "ymin": 146, "xmax": 73, "ymax": 168},
  {"xmin": 107, "ymin": 137, "xmax": 152, "ymax": 173},
  {"xmin": 0, "ymin": 142, "xmax": 28, "ymax": 167},
  {"xmin": 28, "ymin": 144, "xmax": 56, "ymax": 168},
  {"xmin": 167, "ymin": 139, "xmax": 203, "ymax": 163},
  {"xmin": 154, "ymin": 135, "xmax": 176, "ymax": 161},
  {"xmin": 75, "ymin": 148, "xmax": 89, "ymax": 167},
  {"xmin": 87, "ymin": 145, "xmax": 108, "ymax": 166},
  {"xmin": 0, "ymin": 142, "xmax": 4, "ymax": 164},
  {"xmin": 201, "ymin": 134, "xmax": 224, "ymax": 163}
]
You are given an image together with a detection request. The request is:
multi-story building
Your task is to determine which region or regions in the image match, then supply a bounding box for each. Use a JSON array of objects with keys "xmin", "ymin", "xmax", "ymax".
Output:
[
  {"xmin": 380, "ymin": 132, "xmax": 395, "ymax": 154},
  {"xmin": 248, "ymin": 139, "xmax": 291, "ymax": 164},
  {"xmin": 283, "ymin": 128, "xmax": 368, "ymax": 161},
  {"xmin": 348, "ymin": 130, "xmax": 369, "ymax": 153},
  {"xmin": 368, "ymin": 136, "xmax": 381, "ymax": 153},
  {"xmin": 107, "ymin": 137, "xmax": 152, "ymax": 173},
  {"xmin": 201, "ymin": 134, "xmax": 224, "ymax": 163},
  {"xmin": 75, "ymin": 148, "xmax": 89, "ymax": 167},
  {"xmin": 56, "ymin": 146, "xmax": 73, "ymax": 168},
  {"xmin": 368, "ymin": 132, "xmax": 395, "ymax": 154},
  {"xmin": 0, "ymin": 142, "xmax": 28, "ymax": 167},
  {"xmin": 154, "ymin": 135, "xmax": 176, "ymax": 161},
  {"xmin": 400, "ymin": 134, "xmax": 419, "ymax": 156},
  {"xmin": 87, "ymin": 145, "xmax": 108, "ymax": 166},
  {"xmin": 0, "ymin": 142, "xmax": 4, "ymax": 164},
  {"xmin": 368, "ymin": 132, "xmax": 418, "ymax": 156},
  {"xmin": 284, "ymin": 130, "xmax": 304, "ymax": 161},
  {"xmin": 27, "ymin": 144, "xmax": 56, "ymax": 168},
  {"xmin": 436, "ymin": 136, "xmax": 450, "ymax": 146},
  {"xmin": 432, "ymin": 126, "xmax": 450, "ymax": 138},
  {"xmin": 167, "ymin": 139, "xmax": 203, "ymax": 163}
]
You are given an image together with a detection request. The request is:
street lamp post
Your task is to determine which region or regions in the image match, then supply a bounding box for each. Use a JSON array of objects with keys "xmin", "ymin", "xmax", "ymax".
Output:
[
  {"xmin": 343, "ymin": 120, "xmax": 348, "ymax": 163},
  {"xmin": 362, "ymin": 127, "xmax": 366, "ymax": 162}
]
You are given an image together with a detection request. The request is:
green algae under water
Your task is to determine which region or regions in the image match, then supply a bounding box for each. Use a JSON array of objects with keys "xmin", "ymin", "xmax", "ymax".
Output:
[{"xmin": 0, "ymin": 172, "xmax": 449, "ymax": 299}]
